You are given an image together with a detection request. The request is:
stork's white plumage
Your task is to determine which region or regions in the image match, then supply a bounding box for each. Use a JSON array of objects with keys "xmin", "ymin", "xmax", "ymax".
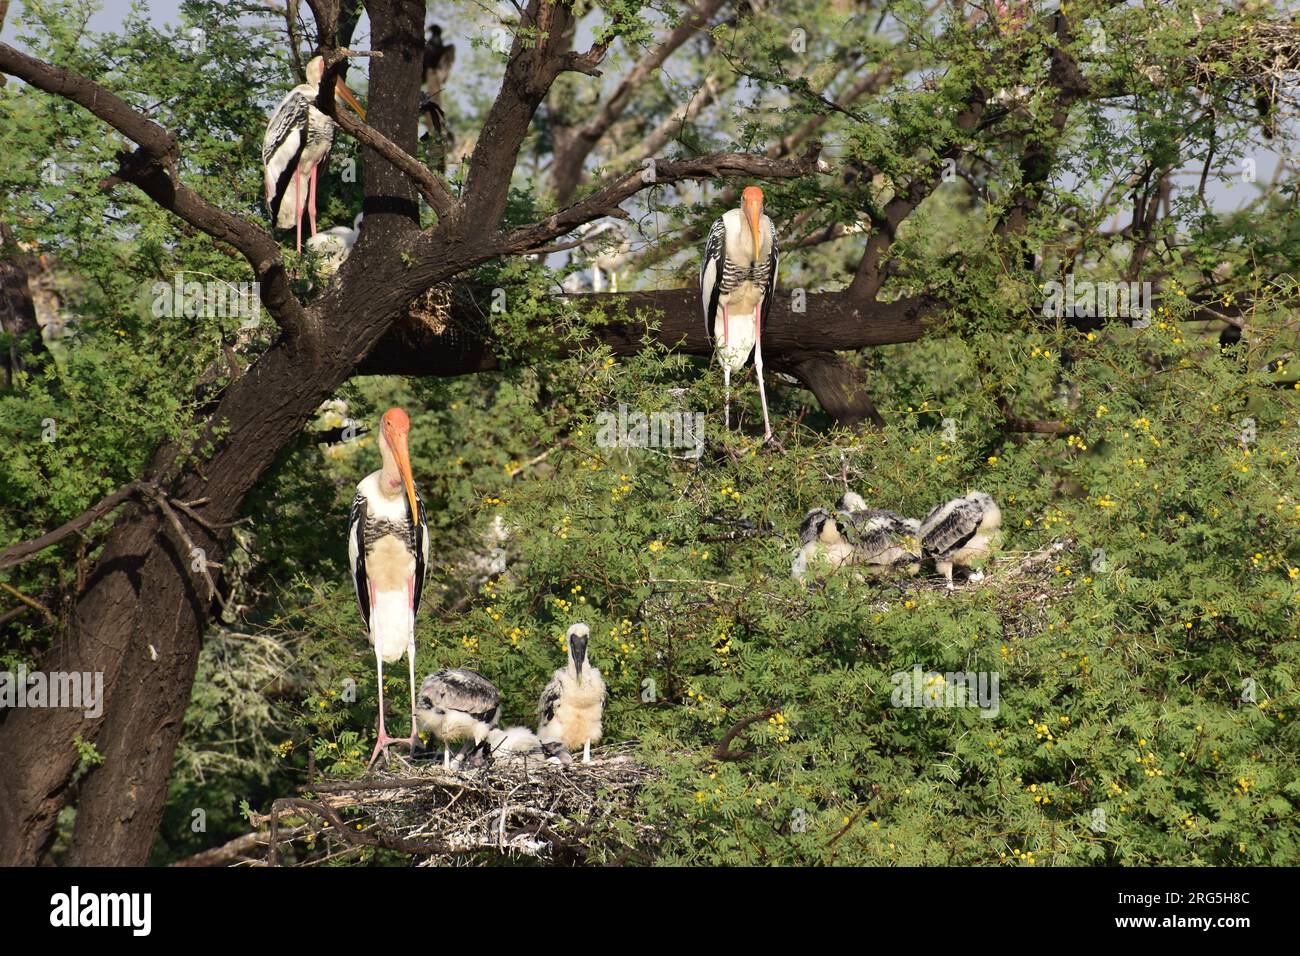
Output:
[
  {"xmin": 348, "ymin": 407, "xmax": 429, "ymax": 769},
  {"xmin": 305, "ymin": 212, "xmax": 363, "ymax": 275},
  {"xmin": 415, "ymin": 669, "xmax": 502, "ymax": 768},
  {"xmin": 537, "ymin": 623, "xmax": 606, "ymax": 763},
  {"xmin": 700, "ymin": 185, "xmax": 780, "ymax": 441},
  {"xmin": 835, "ymin": 492, "xmax": 922, "ymax": 575},
  {"xmin": 262, "ymin": 56, "xmax": 366, "ymax": 253},
  {"xmin": 919, "ymin": 492, "xmax": 1003, "ymax": 589}
]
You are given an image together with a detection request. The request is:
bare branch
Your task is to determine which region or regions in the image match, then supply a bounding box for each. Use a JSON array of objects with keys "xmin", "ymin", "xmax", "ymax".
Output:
[
  {"xmin": 551, "ymin": 0, "xmax": 728, "ymax": 202},
  {"xmin": 502, "ymin": 145, "xmax": 824, "ymax": 253},
  {"xmin": 0, "ymin": 481, "xmax": 143, "ymax": 572}
]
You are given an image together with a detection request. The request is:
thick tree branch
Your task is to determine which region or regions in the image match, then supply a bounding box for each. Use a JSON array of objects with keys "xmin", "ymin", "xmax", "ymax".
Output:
[{"xmin": 0, "ymin": 43, "xmax": 308, "ymax": 339}]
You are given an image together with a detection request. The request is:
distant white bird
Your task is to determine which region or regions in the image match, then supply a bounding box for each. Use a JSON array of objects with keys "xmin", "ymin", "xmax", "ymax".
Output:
[
  {"xmin": 701, "ymin": 185, "xmax": 780, "ymax": 440},
  {"xmin": 792, "ymin": 507, "xmax": 854, "ymax": 580},
  {"xmin": 305, "ymin": 212, "xmax": 362, "ymax": 274},
  {"xmin": 567, "ymin": 220, "xmax": 632, "ymax": 293},
  {"xmin": 919, "ymin": 492, "xmax": 1003, "ymax": 589},
  {"xmin": 262, "ymin": 55, "xmax": 366, "ymax": 252},
  {"xmin": 537, "ymin": 623, "xmax": 606, "ymax": 763},
  {"xmin": 835, "ymin": 492, "xmax": 922, "ymax": 575},
  {"xmin": 415, "ymin": 669, "xmax": 502, "ymax": 768},
  {"xmin": 348, "ymin": 407, "xmax": 428, "ymax": 769}
]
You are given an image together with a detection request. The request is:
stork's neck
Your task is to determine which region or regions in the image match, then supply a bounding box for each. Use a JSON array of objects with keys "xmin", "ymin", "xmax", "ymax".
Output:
[{"xmin": 376, "ymin": 435, "xmax": 403, "ymax": 498}]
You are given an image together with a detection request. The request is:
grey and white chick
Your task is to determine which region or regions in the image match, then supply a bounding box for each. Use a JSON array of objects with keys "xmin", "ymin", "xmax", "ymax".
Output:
[
  {"xmin": 791, "ymin": 507, "xmax": 855, "ymax": 580},
  {"xmin": 415, "ymin": 668, "xmax": 501, "ymax": 768},
  {"xmin": 918, "ymin": 491, "xmax": 1003, "ymax": 589},
  {"xmin": 834, "ymin": 492, "xmax": 922, "ymax": 575},
  {"xmin": 537, "ymin": 623, "xmax": 606, "ymax": 764}
]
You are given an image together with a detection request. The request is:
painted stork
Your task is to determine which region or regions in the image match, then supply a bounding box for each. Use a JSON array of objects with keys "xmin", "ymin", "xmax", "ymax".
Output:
[
  {"xmin": 919, "ymin": 492, "xmax": 1003, "ymax": 589},
  {"xmin": 835, "ymin": 492, "xmax": 922, "ymax": 575},
  {"xmin": 415, "ymin": 668, "xmax": 502, "ymax": 768},
  {"xmin": 262, "ymin": 55, "xmax": 366, "ymax": 253},
  {"xmin": 791, "ymin": 507, "xmax": 854, "ymax": 580},
  {"xmin": 701, "ymin": 185, "xmax": 780, "ymax": 440},
  {"xmin": 537, "ymin": 623, "xmax": 606, "ymax": 763},
  {"xmin": 348, "ymin": 407, "xmax": 429, "ymax": 768}
]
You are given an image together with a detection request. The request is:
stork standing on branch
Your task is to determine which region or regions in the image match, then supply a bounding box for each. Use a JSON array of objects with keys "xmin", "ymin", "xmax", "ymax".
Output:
[
  {"xmin": 701, "ymin": 185, "xmax": 780, "ymax": 441},
  {"xmin": 537, "ymin": 623, "xmax": 606, "ymax": 763},
  {"xmin": 348, "ymin": 407, "xmax": 429, "ymax": 769},
  {"xmin": 262, "ymin": 55, "xmax": 367, "ymax": 253}
]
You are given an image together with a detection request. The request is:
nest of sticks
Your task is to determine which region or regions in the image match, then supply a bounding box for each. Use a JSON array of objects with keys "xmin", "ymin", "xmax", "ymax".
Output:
[{"xmin": 249, "ymin": 741, "xmax": 657, "ymax": 866}]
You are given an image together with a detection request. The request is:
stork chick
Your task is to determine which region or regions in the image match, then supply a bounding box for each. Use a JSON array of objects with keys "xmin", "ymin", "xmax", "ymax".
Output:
[
  {"xmin": 537, "ymin": 623, "xmax": 606, "ymax": 763},
  {"xmin": 835, "ymin": 492, "xmax": 922, "ymax": 575},
  {"xmin": 792, "ymin": 507, "xmax": 854, "ymax": 580},
  {"xmin": 700, "ymin": 185, "xmax": 780, "ymax": 441},
  {"xmin": 919, "ymin": 492, "xmax": 1003, "ymax": 589},
  {"xmin": 415, "ymin": 669, "xmax": 502, "ymax": 769}
]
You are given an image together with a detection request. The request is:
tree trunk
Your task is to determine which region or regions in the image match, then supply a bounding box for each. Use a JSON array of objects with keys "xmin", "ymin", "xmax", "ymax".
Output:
[{"xmin": 0, "ymin": 0, "xmax": 436, "ymax": 866}]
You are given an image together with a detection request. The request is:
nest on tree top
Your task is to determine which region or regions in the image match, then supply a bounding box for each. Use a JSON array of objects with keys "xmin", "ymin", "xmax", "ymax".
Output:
[{"xmin": 253, "ymin": 741, "xmax": 657, "ymax": 866}]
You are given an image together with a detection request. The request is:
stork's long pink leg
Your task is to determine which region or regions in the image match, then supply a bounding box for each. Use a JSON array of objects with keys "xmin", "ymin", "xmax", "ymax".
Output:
[
  {"xmin": 307, "ymin": 164, "xmax": 319, "ymax": 240},
  {"xmin": 722, "ymin": 303, "xmax": 731, "ymax": 430},
  {"xmin": 366, "ymin": 581, "xmax": 411, "ymax": 770},
  {"xmin": 406, "ymin": 575, "xmax": 418, "ymax": 744},
  {"xmin": 754, "ymin": 298, "xmax": 772, "ymax": 441},
  {"xmin": 293, "ymin": 169, "xmax": 303, "ymax": 253}
]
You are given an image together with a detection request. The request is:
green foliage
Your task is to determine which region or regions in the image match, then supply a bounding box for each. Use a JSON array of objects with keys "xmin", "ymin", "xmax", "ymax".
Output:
[{"xmin": 1, "ymin": 0, "xmax": 1298, "ymax": 866}]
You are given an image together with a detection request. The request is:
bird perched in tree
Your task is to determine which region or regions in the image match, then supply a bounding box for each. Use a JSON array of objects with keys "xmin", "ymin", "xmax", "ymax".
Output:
[
  {"xmin": 835, "ymin": 492, "xmax": 922, "ymax": 575},
  {"xmin": 701, "ymin": 185, "xmax": 780, "ymax": 441},
  {"xmin": 348, "ymin": 407, "xmax": 429, "ymax": 769},
  {"xmin": 262, "ymin": 55, "xmax": 366, "ymax": 252},
  {"xmin": 566, "ymin": 220, "xmax": 632, "ymax": 293},
  {"xmin": 919, "ymin": 492, "xmax": 1003, "ymax": 589},
  {"xmin": 791, "ymin": 507, "xmax": 854, "ymax": 580},
  {"xmin": 415, "ymin": 669, "xmax": 502, "ymax": 769},
  {"xmin": 537, "ymin": 623, "xmax": 606, "ymax": 763},
  {"xmin": 305, "ymin": 212, "xmax": 362, "ymax": 276}
]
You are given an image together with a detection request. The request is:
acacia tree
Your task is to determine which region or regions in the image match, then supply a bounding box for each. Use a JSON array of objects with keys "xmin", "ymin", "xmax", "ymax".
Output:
[{"xmin": 0, "ymin": 0, "xmax": 1296, "ymax": 864}]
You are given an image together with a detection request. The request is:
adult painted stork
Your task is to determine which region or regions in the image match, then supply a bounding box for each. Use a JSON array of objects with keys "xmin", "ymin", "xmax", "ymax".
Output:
[
  {"xmin": 701, "ymin": 185, "xmax": 780, "ymax": 441},
  {"xmin": 415, "ymin": 669, "xmax": 502, "ymax": 768},
  {"xmin": 348, "ymin": 407, "xmax": 429, "ymax": 769},
  {"xmin": 835, "ymin": 492, "xmax": 923, "ymax": 575},
  {"xmin": 262, "ymin": 55, "xmax": 366, "ymax": 253},
  {"xmin": 537, "ymin": 623, "xmax": 606, "ymax": 763},
  {"xmin": 919, "ymin": 492, "xmax": 1003, "ymax": 589}
]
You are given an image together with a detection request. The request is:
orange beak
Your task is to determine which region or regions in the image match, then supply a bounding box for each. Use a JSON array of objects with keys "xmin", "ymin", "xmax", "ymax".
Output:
[
  {"xmin": 386, "ymin": 422, "xmax": 418, "ymax": 521},
  {"xmin": 742, "ymin": 186, "xmax": 764, "ymax": 261},
  {"xmin": 334, "ymin": 77, "xmax": 366, "ymax": 121}
]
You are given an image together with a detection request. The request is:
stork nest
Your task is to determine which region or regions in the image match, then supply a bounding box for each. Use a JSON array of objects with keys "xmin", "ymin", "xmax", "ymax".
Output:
[
  {"xmin": 1191, "ymin": 20, "xmax": 1300, "ymax": 107},
  {"xmin": 251, "ymin": 741, "xmax": 658, "ymax": 866}
]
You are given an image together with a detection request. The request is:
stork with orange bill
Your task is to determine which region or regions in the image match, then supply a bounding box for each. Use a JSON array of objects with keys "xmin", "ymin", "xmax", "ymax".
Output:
[
  {"xmin": 347, "ymin": 407, "xmax": 429, "ymax": 769},
  {"xmin": 700, "ymin": 186, "xmax": 780, "ymax": 441},
  {"xmin": 263, "ymin": 55, "xmax": 366, "ymax": 252}
]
